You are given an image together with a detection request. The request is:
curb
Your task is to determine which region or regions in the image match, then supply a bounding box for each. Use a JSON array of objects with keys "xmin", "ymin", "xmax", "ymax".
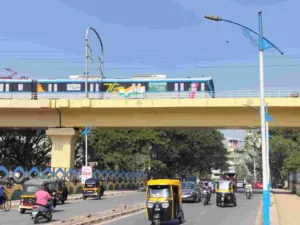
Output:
[
  {"xmin": 270, "ymin": 192, "xmax": 280, "ymax": 225},
  {"xmin": 49, "ymin": 203, "xmax": 146, "ymax": 225},
  {"xmin": 10, "ymin": 191, "xmax": 138, "ymax": 209},
  {"xmin": 255, "ymin": 192, "xmax": 280, "ymax": 225},
  {"xmin": 255, "ymin": 200, "xmax": 262, "ymax": 225}
]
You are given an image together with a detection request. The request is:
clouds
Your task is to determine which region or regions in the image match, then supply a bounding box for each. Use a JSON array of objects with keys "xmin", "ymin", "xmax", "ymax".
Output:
[{"xmin": 58, "ymin": 0, "xmax": 202, "ymax": 29}]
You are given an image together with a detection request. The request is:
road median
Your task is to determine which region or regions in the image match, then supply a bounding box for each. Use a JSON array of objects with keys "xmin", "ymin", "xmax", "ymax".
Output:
[
  {"xmin": 11, "ymin": 190, "xmax": 138, "ymax": 209},
  {"xmin": 49, "ymin": 203, "xmax": 145, "ymax": 225}
]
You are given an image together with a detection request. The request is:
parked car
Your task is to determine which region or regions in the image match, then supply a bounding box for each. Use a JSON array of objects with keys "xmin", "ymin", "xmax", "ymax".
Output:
[
  {"xmin": 181, "ymin": 182, "xmax": 201, "ymax": 203},
  {"xmin": 255, "ymin": 181, "xmax": 263, "ymax": 189}
]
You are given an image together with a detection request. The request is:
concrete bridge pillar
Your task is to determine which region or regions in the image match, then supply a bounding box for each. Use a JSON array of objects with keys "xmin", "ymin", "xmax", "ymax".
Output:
[{"xmin": 46, "ymin": 128, "xmax": 79, "ymax": 170}]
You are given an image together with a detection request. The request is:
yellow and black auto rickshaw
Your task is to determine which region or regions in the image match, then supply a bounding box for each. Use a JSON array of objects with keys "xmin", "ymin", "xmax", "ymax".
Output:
[
  {"xmin": 19, "ymin": 179, "xmax": 58, "ymax": 214},
  {"xmin": 215, "ymin": 180, "xmax": 237, "ymax": 207},
  {"xmin": 56, "ymin": 179, "xmax": 69, "ymax": 204},
  {"xmin": 82, "ymin": 178, "xmax": 104, "ymax": 200},
  {"xmin": 146, "ymin": 179, "xmax": 184, "ymax": 225}
]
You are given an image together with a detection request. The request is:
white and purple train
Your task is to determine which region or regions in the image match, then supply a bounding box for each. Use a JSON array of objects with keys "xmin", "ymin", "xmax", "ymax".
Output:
[{"xmin": 0, "ymin": 74, "xmax": 215, "ymax": 99}]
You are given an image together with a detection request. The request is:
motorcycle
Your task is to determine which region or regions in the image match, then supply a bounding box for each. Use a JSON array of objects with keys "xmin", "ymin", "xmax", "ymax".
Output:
[
  {"xmin": 202, "ymin": 189, "xmax": 210, "ymax": 205},
  {"xmin": 31, "ymin": 199, "xmax": 54, "ymax": 224},
  {"xmin": 245, "ymin": 187, "xmax": 252, "ymax": 199}
]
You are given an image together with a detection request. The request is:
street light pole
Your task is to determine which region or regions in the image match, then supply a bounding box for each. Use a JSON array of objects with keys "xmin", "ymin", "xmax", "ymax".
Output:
[
  {"xmin": 253, "ymin": 147, "xmax": 257, "ymax": 182},
  {"xmin": 82, "ymin": 120, "xmax": 104, "ymax": 166},
  {"xmin": 205, "ymin": 12, "xmax": 283, "ymax": 225},
  {"xmin": 85, "ymin": 27, "xmax": 104, "ymax": 98},
  {"xmin": 258, "ymin": 11, "xmax": 270, "ymax": 225},
  {"xmin": 265, "ymin": 103, "xmax": 270, "ymax": 187}
]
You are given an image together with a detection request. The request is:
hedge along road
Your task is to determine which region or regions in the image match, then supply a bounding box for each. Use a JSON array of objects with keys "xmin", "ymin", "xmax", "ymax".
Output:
[{"xmin": 1, "ymin": 192, "xmax": 146, "ymax": 225}]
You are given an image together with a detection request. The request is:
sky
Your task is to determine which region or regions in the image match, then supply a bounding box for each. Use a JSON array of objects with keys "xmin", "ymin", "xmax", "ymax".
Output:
[{"xmin": 0, "ymin": 0, "xmax": 298, "ymax": 140}]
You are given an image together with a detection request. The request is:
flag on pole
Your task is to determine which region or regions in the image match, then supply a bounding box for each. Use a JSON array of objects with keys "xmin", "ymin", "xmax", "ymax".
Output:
[
  {"xmin": 82, "ymin": 126, "xmax": 92, "ymax": 135},
  {"xmin": 242, "ymin": 27, "xmax": 275, "ymax": 51}
]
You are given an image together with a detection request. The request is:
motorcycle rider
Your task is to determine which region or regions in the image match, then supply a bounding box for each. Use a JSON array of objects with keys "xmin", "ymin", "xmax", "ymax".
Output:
[
  {"xmin": 204, "ymin": 182, "xmax": 212, "ymax": 201},
  {"xmin": 245, "ymin": 180, "xmax": 253, "ymax": 195},
  {"xmin": 34, "ymin": 185, "xmax": 53, "ymax": 209}
]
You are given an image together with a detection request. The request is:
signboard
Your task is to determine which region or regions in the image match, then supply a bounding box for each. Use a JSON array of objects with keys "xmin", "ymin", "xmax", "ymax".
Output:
[
  {"xmin": 67, "ymin": 83, "xmax": 81, "ymax": 91},
  {"xmin": 81, "ymin": 166, "xmax": 93, "ymax": 184},
  {"xmin": 237, "ymin": 182, "xmax": 244, "ymax": 188}
]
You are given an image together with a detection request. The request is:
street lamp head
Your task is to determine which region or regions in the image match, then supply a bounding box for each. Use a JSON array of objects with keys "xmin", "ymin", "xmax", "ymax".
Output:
[{"xmin": 204, "ymin": 15, "xmax": 222, "ymax": 21}]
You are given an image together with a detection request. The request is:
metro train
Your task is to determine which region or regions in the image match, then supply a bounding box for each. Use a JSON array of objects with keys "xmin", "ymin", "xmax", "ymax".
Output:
[{"xmin": 0, "ymin": 74, "xmax": 215, "ymax": 99}]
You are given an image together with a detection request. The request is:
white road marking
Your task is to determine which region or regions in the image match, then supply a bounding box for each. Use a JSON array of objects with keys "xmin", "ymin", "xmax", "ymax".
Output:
[
  {"xmin": 199, "ymin": 211, "xmax": 206, "ymax": 216},
  {"xmin": 100, "ymin": 209, "xmax": 145, "ymax": 224}
]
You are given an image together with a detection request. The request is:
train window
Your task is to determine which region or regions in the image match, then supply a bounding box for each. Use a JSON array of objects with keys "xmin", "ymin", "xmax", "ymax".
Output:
[
  {"xmin": 132, "ymin": 83, "xmax": 136, "ymax": 91},
  {"xmin": 95, "ymin": 83, "xmax": 99, "ymax": 92},
  {"xmin": 174, "ymin": 83, "xmax": 178, "ymax": 91},
  {"xmin": 54, "ymin": 84, "xmax": 58, "ymax": 92},
  {"xmin": 48, "ymin": 84, "xmax": 52, "ymax": 92},
  {"xmin": 0, "ymin": 84, "xmax": 3, "ymax": 92},
  {"xmin": 90, "ymin": 83, "xmax": 94, "ymax": 92},
  {"xmin": 5, "ymin": 83, "xmax": 9, "ymax": 92},
  {"xmin": 201, "ymin": 83, "xmax": 205, "ymax": 91},
  {"xmin": 180, "ymin": 83, "xmax": 184, "ymax": 92},
  {"xmin": 18, "ymin": 84, "xmax": 23, "ymax": 91},
  {"xmin": 137, "ymin": 83, "xmax": 141, "ymax": 92}
]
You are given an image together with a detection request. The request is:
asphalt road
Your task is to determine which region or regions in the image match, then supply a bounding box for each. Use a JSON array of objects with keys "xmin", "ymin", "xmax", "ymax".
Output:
[
  {"xmin": 1, "ymin": 192, "xmax": 145, "ymax": 225},
  {"xmin": 101, "ymin": 191, "xmax": 261, "ymax": 225}
]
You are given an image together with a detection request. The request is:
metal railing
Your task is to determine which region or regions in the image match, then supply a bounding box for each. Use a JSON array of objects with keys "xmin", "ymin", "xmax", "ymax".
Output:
[{"xmin": 0, "ymin": 90, "xmax": 299, "ymax": 100}]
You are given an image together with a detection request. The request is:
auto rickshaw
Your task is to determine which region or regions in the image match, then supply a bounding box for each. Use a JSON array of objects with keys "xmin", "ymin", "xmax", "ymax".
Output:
[
  {"xmin": 19, "ymin": 179, "xmax": 57, "ymax": 214},
  {"xmin": 215, "ymin": 180, "xmax": 237, "ymax": 207},
  {"xmin": 146, "ymin": 179, "xmax": 184, "ymax": 225},
  {"xmin": 56, "ymin": 179, "xmax": 69, "ymax": 204},
  {"xmin": 82, "ymin": 178, "xmax": 104, "ymax": 200}
]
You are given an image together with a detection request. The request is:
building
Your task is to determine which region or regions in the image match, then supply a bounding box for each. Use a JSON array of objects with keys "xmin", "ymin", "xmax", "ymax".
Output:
[
  {"xmin": 211, "ymin": 139, "xmax": 245, "ymax": 179},
  {"xmin": 226, "ymin": 139, "xmax": 245, "ymax": 172}
]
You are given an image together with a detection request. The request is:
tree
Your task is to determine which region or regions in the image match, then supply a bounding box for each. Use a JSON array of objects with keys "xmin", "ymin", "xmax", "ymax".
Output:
[
  {"xmin": 282, "ymin": 152, "xmax": 300, "ymax": 176},
  {"xmin": 86, "ymin": 128, "xmax": 229, "ymax": 178},
  {"xmin": 0, "ymin": 129, "xmax": 51, "ymax": 169},
  {"xmin": 244, "ymin": 129, "xmax": 262, "ymax": 180},
  {"xmin": 235, "ymin": 162, "xmax": 248, "ymax": 180},
  {"xmin": 244, "ymin": 128, "xmax": 300, "ymax": 182}
]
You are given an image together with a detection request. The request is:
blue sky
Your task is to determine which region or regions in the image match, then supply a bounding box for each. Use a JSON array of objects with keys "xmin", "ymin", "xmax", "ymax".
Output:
[{"xmin": 0, "ymin": 0, "xmax": 298, "ymax": 140}]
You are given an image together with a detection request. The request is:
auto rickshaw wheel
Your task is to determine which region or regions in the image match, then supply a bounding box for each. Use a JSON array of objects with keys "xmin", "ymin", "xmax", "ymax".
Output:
[
  {"xmin": 233, "ymin": 199, "xmax": 237, "ymax": 206},
  {"xmin": 20, "ymin": 209, "xmax": 26, "ymax": 214},
  {"xmin": 178, "ymin": 211, "xmax": 184, "ymax": 224},
  {"xmin": 61, "ymin": 198, "xmax": 65, "ymax": 204},
  {"xmin": 83, "ymin": 197, "xmax": 86, "ymax": 200}
]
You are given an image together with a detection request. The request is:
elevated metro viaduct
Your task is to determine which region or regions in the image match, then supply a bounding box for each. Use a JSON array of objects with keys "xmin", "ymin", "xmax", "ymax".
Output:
[{"xmin": 1, "ymin": 97, "xmax": 300, "ymax": 169}]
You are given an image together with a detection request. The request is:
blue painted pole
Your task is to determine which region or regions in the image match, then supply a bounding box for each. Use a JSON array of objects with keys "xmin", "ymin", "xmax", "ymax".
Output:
[
  {"xmin": 259, "ymin": 11, "xmax": 270, "ymax": 225},
  {"xmin": 266, "ymin": 103, "xmax": 271, "ymax": 208},
  {"xmin": 85, "ymin": 124, "xmax": 88, "ymax": 166}
]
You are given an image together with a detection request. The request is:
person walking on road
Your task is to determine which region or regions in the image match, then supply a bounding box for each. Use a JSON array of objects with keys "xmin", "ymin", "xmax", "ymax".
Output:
[{"xmin": 0, "ymin": 181, "xmax": 8, "ymax": 210}]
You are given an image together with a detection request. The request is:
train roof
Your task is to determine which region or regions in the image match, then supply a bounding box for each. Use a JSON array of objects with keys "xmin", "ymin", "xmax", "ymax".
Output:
[{"xmin": 38, "ymin": 77, "xmax": 214, "ymax": 83}]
